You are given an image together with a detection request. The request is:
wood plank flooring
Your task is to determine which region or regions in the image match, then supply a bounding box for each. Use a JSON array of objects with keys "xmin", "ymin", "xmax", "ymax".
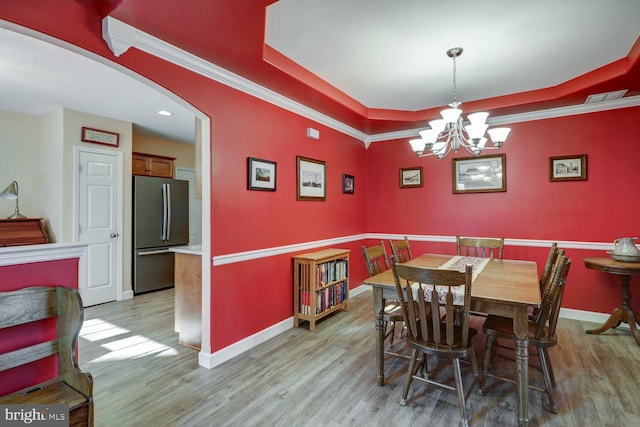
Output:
[{"xmin": 79, "ymin": 289, "xmax": 640, "ymax": 426}]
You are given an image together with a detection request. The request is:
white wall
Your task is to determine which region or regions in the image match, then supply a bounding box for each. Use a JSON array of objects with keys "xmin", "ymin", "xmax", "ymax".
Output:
[
  {"xmin": 0, "ymin": 109, "xmax": 43, "ymax": 220},
  {"xmin": 1, "ymin": 108, "xmax": 135, "ymax": 293}
]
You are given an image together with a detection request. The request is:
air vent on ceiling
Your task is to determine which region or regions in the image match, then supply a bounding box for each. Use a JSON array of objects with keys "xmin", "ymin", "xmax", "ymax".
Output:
[{"xmin": 585, "ymin": 90, "xmax": 628, "ymax": 104}]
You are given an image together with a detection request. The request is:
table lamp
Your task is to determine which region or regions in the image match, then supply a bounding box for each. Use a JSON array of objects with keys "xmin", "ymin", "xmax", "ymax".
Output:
[{"xmin": 0, "ymin": 180, "xmax": 27, "ymax": 219}]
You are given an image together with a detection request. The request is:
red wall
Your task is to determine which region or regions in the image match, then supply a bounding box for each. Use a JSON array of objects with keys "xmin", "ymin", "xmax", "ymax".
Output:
[
  {"xmin": 0, "ymin": 259, "xmax": 80, "ymax": 395},
  {"xmin": 1, "ymin": 2, "xmax": 639, "ymax": 356},
  {"xmin": 365, "ymin": 107, "xmax": 640, "ymax": 314}
]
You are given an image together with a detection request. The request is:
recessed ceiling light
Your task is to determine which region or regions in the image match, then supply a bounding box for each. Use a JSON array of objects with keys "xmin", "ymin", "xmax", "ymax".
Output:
[{"xmin": 158, "ymin": 110, "xmax": 173, "ymax": 116}]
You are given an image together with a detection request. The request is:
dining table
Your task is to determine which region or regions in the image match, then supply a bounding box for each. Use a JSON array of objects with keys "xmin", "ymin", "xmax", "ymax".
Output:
[{"xmin": 363, "ymin": 253, "xmax": 540, "ymax": 427}]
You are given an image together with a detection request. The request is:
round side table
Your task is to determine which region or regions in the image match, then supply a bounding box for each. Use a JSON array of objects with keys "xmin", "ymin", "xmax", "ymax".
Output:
[{"xmin": 583, "ymin": 257, "xmax": 640, "ymax": 346}]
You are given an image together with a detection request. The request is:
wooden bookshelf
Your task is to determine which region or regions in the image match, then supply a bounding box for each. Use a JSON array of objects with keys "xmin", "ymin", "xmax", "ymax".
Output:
[{"xmin": 293, "ymin": 248, "xmax": 350, "ymax": 331}]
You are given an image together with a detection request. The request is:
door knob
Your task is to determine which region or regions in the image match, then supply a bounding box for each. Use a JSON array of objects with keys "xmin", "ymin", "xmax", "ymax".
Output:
[{"xmin": 110, "ymin": 232, "xmax": 119, "ymax": 238}]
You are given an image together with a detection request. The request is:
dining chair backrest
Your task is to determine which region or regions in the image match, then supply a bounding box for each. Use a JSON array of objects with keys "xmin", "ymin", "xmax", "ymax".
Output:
[
  {"xmin": 392, "ymin": 258, "xmax": 473, "ymax": 350},
  {"xmin": 532, "ymin": 242, "xmax": 559, "ymax": 321},
  {"xmin": 389, "ymin": 236, "xmax": 413, "ymax": 263},
  {"xmin": 456, "ymin": 235, "xmax": 504, "ymax": 260},
  {"xmin": 535, "ymin": 252, "xmax": 571, "ymax": 340},
  {"xmin": 361, "ymin": 241, "xmax": 389, "ymax": 277}
]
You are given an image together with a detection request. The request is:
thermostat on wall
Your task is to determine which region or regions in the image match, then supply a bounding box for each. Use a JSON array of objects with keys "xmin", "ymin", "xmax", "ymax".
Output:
[{"xmin": 306, "ymin": 128, "xmax": 320, "ymax": 140}]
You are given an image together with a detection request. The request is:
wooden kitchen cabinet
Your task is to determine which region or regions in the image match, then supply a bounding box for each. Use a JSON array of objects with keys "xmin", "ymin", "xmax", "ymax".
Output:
[{"xmin": 132, "ymin": 152, "xmax": 175, "ymax": 178}]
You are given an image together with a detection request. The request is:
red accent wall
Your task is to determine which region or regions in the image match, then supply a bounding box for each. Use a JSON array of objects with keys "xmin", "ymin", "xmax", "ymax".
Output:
[
  {"xmin": 365, "ymin": 107, "xmax": 640, "ymax": 314},
  {"xmin": 0, "ymin": 259, "xmax": 80, "ymax": 395},
  {"xmin": 1, "ymin": 2, "xmax": 639, "ymax": 356}
]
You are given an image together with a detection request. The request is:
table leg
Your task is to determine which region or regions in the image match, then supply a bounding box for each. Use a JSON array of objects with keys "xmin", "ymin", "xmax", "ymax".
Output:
[
  {"xmin": 586, "ymin": 274, "xmax": 640, "ymax": 346},
  {"xmin": 513, "ymin": 309, "xmax": 530, "ymax": 427},
  {"xmin": 372, "ymin": 287, "xmax": 385, "ymax": 386}
]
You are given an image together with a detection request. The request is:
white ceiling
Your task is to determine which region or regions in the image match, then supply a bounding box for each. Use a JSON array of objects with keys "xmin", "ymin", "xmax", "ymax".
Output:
[
  {"xmin": 1, "ymin": 0, "xmax": 639, "ymax": 143},
  {"xmin": 266, "ymin": 0, "xmax": 640, "ymax": 111},
  {"xmin": 0, "ymin": 26, "xmax": 196, "ymax": 144}
]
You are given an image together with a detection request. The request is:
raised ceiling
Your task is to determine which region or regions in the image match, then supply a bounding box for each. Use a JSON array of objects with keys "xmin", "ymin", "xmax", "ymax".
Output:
[{"xmin": 1, "ymin": 0, "xmax": 639, "ymax": 141}]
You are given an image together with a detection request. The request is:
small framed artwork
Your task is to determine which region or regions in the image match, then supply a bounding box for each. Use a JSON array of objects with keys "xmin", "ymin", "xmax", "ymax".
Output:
[
  {"xmin": 399, "ymin": 167, "xmax": 423, "ymax": 188},
  {"xmin": 81, "ymin": 126, "xmax": 119, "ymax": 147},
  {"xmin": 342, "ymin": 174, "xmax": 354, "ymax": 194},
  {"xmin": 452, "ymin": 154, "xmax": 506, "ymax": 194},
  {"xmin": 549, "ymin": 154, "xmax": 587, "ymax": 182},
  {"xmin": 297, "ymin": 156, "xmax": 326, "ymax": 200},
  {"xmin": 247, "ymin": 157, "xmax": 277, "ymax": 191}
]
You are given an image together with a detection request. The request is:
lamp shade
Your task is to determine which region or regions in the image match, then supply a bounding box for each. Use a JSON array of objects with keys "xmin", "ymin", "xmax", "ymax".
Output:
[
  {"xmin": 0, "ymin": 180, "xmax": 26, "ymax": 219},
  {"xmin": 0, "ymin": 181, "xmax": 18, "ymax": 200}
]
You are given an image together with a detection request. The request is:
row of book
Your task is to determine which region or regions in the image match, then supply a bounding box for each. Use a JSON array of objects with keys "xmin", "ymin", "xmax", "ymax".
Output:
[
  {"xmin": 316, "ymin": 259, "xmax": 348, "ymax": 287},
  {"xmin": 299, "ymin": 281, "xmax": 348, "ymax": 315}
]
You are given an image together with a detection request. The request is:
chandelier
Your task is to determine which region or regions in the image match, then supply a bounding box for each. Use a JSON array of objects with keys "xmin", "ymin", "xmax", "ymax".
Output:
[{"xmin": 409, "ymin": 47, "xmax": 511, "ymax": 159}]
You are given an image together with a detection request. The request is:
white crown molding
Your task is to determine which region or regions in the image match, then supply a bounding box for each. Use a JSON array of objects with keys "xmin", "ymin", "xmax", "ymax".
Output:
[
  {"xmin": 0, "ymin": 243, "xmax": 87, "ymax": 266},
  {"xmin": 102, "ymin": 17, "xmax": 368, "ymax": 142},
  {"xmin": 101, "ymin": 17, "xmax": 640, "ymax": 147},
  {"xmin": 367, "ymin": 95, "xmax": 640, "ymax": 144}
]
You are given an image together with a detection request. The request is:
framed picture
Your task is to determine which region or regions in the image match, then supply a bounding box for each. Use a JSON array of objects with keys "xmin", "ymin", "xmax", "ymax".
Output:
[
  {"xmin": 297, "ymin": 156, "xmax": 326, "ymax": 200},
  {"xmin": 452, "ymin": 153, "xmax": 506, "ymax": 194},
  {"xmin": 342, "ymin": 174, "xmax": 355, "ymax": 194},
  {"xmin": 399, "ymin": 167, "xmax": 423, "ymax": 188},
  {"xmin": 81, "ymin": 126, "xmax": 119, "ymax": 147},
  {"xmin": 247, "ymin": 157, "xmax": 277, "ymax": 191},
  {"xmin": 549, "ymin": 154, "xmax": 587, "ymax": 182}
]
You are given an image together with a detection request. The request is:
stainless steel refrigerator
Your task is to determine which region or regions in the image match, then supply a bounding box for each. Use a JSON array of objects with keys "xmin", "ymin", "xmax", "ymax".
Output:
[{"xmin": 133, "ymin": 175, "xmax": 189, "ymax": 294}]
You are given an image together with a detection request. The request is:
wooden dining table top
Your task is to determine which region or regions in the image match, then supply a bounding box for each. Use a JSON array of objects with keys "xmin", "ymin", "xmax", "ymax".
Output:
[{"xmin": 363, "ymin": 253, "xmax": 541, "ymax": 308}]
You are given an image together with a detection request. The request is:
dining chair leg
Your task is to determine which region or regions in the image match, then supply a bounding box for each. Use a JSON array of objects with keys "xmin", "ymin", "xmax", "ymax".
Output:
[
  {"xmin": 387, "ymin": 320, "xmax": 396, "ymax": 348},
  {"xmin": 541, "ymin": 348, "xmax": 556, "ymax": 387},
  {"xmin": 452, "ymin": 357, "xmax": 469, "ymax": 427},
  {"xmin": 421, "ymin": 353, "xmax": 430, "ymax": 379},
  {"xmin": 538, "ymin": 346, "xmax": 557, "ymax": 413},
  {"xmin": 400, "ymin": 349, "xmax": 419, "ymax": 406},
  {"xmin": 469, "ymin": 348, "xmax": 480, "ymax": 393},
  {"xmin": 481, "ymin": 335, "xmax": 496, "ymax": 391}
]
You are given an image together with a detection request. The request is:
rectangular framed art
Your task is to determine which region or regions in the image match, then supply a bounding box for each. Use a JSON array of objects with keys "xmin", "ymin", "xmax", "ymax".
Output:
[
  {"xmin": 81, "ymin": 126, "xmax": 119, "ymax": 147},
  {"xmin": 549, "ymin": 154, "xmax": 587, "ymax": 182},
  {"xmin": 452, "ymin": 153, "xmax": 506, "ymax": 194},
  {"xmin": 297, "ymin": 156, "xmax": 326, "ymax": 200},
  {"xmin": 399, "ymin": 167, "xmax": 423, "ymax": 188},
  {"xmin": 342, "ymin": 174, "xmax": 354, "ymax": 194},
  {"xmin": 247, "ymin": 157, "xmax": 277, "ymax": 191}
]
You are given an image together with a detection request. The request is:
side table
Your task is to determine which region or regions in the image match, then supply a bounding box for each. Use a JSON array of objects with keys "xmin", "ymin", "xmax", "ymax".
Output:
[{"xmin": 583, "ymin": 257, "xmax": 640, "ymax": 346}]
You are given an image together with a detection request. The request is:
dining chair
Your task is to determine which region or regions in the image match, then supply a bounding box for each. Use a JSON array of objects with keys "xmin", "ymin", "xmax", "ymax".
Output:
[
  {"xmin": 361, "ymin": 242, "xmax": 405, "ymax": 354},
  {"xmin": 391, "ymin": 258, "xmax": 479, "ymax": 427},
  {"xmin": 456, "ymin": 235, "xmax": 504, "ymax": 260},
  {"xmin": 481, "ymin": 251, "xmax": 571, "ymax": 414},
  {"xmin": 531, "ymin": 242, "xmax": 559, "ymax": 321},
  {"xmin": 389, "ymin": 235, "xmax": 413, "ymax": 263}
]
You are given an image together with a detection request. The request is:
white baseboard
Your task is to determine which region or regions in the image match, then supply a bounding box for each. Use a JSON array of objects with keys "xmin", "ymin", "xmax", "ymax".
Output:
[
  {"xmin": 198, "ymin": 316, "xmax": 293, "ymax": 369},
  {"xmin": 121, "ymin": 290, "xmax": 134, "ymax": 300},
  {"xmin": 559, "ymin": 307, "xmax": 629, "ymax": 330},
  {"xmin": 198, "ymin": 285, "xmax": 371, "ymax": 369},
  {"xmin": 197, "ymin": 286, "xmax": 622, "ymax": 369}
]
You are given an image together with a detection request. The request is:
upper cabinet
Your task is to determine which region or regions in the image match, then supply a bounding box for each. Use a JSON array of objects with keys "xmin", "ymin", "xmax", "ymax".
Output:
[{"xmin": 132, "ymin": 152, "xmax": 175, "ymax": 178}]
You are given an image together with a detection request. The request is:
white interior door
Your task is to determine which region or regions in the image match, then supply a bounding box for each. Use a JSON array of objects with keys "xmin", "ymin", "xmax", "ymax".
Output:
[
  {"xmin": 175, "ymin": 167, "xmax": 202, "ymax": 245},
  {"xmin": 77, "ymin": 148, "xmax": 121, "ymax": 306}
]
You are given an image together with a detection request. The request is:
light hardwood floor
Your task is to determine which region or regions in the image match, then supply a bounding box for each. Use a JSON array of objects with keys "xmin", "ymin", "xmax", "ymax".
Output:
[{"xmin": 79, "ymin": 289, "xmax": 640, "ymax": 426}]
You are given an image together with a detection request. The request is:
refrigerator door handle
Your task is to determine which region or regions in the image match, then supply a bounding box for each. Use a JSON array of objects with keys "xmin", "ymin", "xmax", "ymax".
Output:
[
  {"xmin": 166, "ymin": 182, "xmax": 172, "ymax": 241},
  {"xmin": 138, "ymin": 249, "xmax": 171, "ymax": 256},
  {"xmin": 162, "ymin": 183, "xmax": 168, "ymax": 241}
]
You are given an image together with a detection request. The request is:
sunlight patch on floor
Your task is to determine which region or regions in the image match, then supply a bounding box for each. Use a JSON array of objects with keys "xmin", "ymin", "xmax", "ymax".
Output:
[
  {"xmin": 80, "ymin": 318, "xmax": 178, "ymax": 362},
  {"xmin": 80, "ymin": 318, "xmax": 129, "ymax": 341}
]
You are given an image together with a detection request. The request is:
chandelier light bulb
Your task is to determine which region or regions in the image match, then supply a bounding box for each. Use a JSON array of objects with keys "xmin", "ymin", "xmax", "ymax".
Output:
[{"xmin": 409, "ymin": 47, "xmax": 512, "ymax": 159}]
